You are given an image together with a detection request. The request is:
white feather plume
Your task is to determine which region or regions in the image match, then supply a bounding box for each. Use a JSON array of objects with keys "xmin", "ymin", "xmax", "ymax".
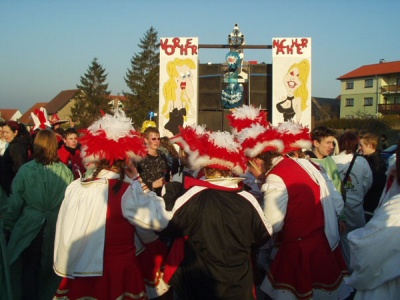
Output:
[
  {"xmin": 231, "ymin": 104, "xmax": 262, "ymax": 120},
  {"xmin": 87, "ymin": 110, "xmax": 134, "ymax": 141},
  {"xmin": 208, "ymin": 131, "xmax": 241, "ymax": 153},
  {"xmin": 236, "ymin": 123, "xmax": 267, "ymax": 142},
  {"xmin": 276, "ymin": 121, "xmax": 304, "ymax": 134}
]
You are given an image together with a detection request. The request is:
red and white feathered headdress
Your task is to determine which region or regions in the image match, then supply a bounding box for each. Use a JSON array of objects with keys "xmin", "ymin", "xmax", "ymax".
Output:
[
  {"xmin": 170, "ymin": 124, "xmax": 207, "ymax": 158},
  {"xmin": 276, "ymin": 121, "xmax": 312, "ymax": 154},
  {"xmin": 171, "ymin": 124, "xmax": 247, "ymax": 175},
  {"xmin": 31, "ymin": 107, "xmax": 51, "ymax": 130},
  {"xmin": 227, "ymin": 105, "xmax": 284, "ymax": 158},
  {"xmin": 79, "ymin": 110, "xmax": 147, "ymax": 170},
  {"xmin": 227, "ymin": 104, "xmax": 269, "ymax": 135}
]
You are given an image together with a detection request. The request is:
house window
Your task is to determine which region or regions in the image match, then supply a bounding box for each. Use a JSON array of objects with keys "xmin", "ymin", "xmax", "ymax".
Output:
[
  {"xmin": 364, "ymin": 97, "xmax": 373, "ymax": 106},
  {"xmin": 364, "ymin": 79, "xmax": 373, "ymax": 88},
  {"xmin": 345, "ymin": 98, "xmax": 354, "ymax": 106},
  {"xmin": 346, "ymin": 81, "xmax": 354, "ymax": 89},
  {"xmin": 395, "ymin": 97, "xmax": 400, "ymax": 104},
  {"xmin": 397, "ymin": 78, "xmax": 400, "ymax": 85}
]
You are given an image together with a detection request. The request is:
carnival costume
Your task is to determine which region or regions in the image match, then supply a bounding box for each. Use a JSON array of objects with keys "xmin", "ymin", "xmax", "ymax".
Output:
[
  {"xmin": 162, "ymin": 125, "xmax": 272, "ymax": 299},
  {"xmin": 345, "ymin": 193, "xmax": 400, "ymax": 299},
  {"xmin": 53, "ymin": 110, "xmax": 171, "ymax": 299},
  {"xmin": 228, "ymin": 105, "xmax": 352, "ymax": 300}
]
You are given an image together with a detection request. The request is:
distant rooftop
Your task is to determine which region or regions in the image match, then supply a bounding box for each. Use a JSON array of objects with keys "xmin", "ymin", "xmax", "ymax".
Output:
[{"xmin": 337, "ymin": 60, "xmax": 400, "ymax": 80}]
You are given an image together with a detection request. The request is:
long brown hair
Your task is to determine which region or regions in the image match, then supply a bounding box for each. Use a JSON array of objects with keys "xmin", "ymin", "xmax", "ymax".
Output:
[
  {"xmin": 33, "ymin": 129, "xmax": 60, "ymax": 165},
  {"xmin": 339, "ymin": 131, "xmax": 359, "ymax": 154},
  {"xmin": 160, "ymin": 136, "xmax": 179, "ymax": 158}
]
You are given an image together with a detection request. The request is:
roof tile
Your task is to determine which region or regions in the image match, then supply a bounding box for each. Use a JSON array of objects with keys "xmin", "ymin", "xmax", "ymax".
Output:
[{"xmin": 337, "ymin": 60, "xmax": 400, "ymax": 80}]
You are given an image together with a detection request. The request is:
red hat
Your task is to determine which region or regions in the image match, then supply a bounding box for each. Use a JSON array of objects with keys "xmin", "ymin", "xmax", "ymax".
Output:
[
  {"xmin": 276, "ymin": 121, "xmax": 312, "ymax": 154},
  {"xmin": 79, "ymin": 110, "xmax": 147, "ymax": 170},
  {"xmin": 227, "ymin": 105, "xmax": 269, "ymax": 135},
  {"xmin": 49, "ymin": 113, "xmax": 68, "ymax": 125},
  {"xmin": 227, "ymin": 105, "xmax": 284, "ymax": 158},
  {"xmin": 171, "ymin": 124, "xmax": 247, "ymax": 175},
  {"xmin": 31, "ymin": 107, "xmax": 51, "ymax": 130}
]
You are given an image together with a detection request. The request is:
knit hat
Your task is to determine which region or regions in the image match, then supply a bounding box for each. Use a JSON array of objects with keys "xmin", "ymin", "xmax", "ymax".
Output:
[
  {"xmin": 171, "ymin": 124, "xmax": 247, "ymax": 175},
  {"xmin": 227, "ymin": 105, "xmax": 284, "ymax": 158},
  {"xmin": 79, "ymin": 109, "xmax": 147, "ymax": 170},
  {"xmin": 276, "ymin": 121, "xmax": 312, "ymax": 154}
]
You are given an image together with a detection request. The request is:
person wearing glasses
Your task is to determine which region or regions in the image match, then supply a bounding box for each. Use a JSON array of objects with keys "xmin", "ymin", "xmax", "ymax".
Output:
[{"xmin": 138, "ymin": 127, "xmax": 168, "ymax": 196}]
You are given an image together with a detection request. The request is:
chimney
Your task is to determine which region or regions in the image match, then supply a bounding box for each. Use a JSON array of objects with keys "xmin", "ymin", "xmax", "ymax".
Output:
[{"xmin": 379, "ymin": 59, "xmax": 386, "ymax": 64}]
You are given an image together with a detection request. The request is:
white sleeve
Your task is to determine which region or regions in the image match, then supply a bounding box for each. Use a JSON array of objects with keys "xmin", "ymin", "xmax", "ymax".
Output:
[
  {"xmin": 261, "ymin": 174, "xmax": 288, "ymax": 233},
  {"xmin": 121, "ymin": 180, "xmax": 172, "ymax": 231}
]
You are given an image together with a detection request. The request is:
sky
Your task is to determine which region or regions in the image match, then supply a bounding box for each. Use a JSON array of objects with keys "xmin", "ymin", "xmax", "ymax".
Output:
[{"xmin": 1, "ymin": 0, "xmax": 400, "ymax": 113}]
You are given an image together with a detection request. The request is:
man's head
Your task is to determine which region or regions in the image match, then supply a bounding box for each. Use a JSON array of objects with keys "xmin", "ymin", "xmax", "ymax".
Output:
[
  {"xmin": 144, "ymin": 127, "xmax": 161, "ymax": 153},
  {"xmin": 63, "ymin": 128, "xmax": 79, "ymax": 149},
  {"xmin": 358, "ymin": 132, "xmax": 378, "ymax": 156},
  {"xmin": 310, "ymin": 126, "xmax": 336, "ymax": 159}
]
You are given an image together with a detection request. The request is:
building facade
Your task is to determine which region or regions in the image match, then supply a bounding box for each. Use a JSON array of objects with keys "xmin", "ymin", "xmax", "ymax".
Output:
[{"xmin": 337, "ymin": 60, "xmax": 400, "ymax": 119}]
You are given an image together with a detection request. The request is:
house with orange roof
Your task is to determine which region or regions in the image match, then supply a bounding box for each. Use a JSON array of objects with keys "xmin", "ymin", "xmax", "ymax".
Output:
[
  {"xmin": 0, "ymin": 109, "xmax": 22, "ymax": 122},
  {"xmin": 337, "ymin": 60, "xmax": 400, "ymax": 119},
  {"xmin": 23, "ymin": 90, "xmax": 128, "ymax": 128},
  {"xmin": 45, "ymin": 89, "xmax": 81, "ymax": 124}
]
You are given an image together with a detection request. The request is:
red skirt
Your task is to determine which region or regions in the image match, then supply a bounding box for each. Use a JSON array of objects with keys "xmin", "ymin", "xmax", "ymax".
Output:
[
  {"xmin": 267, "ymin": 229, "xmax": 348, "ymax": 299},
  {"xmin": 54, "ymin": 250, "xmax": 147, "ymax": 299},
  {"xmin": 54, "ymin": 180, "xmax": 148, "ymax": 300}
]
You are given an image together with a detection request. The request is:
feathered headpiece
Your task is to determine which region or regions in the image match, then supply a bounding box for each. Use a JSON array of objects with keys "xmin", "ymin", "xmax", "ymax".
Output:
[
  {"xmin": 31, "ymin": 107, "xmax": 51, "ymax": 130},
  {"xmin": 228, "ymin": 105, "xmax": 284, "ymax": 158},
  {"xmin": 171, "ymin": 124, "xmax": 247, "ymax": 175},
  {"xmin": 79, "ymin": 110, "xmax": 147, "ymax": 170},
  {"xmin": 227, "ymin": 105, "xmax": 269, "ymax": 135},
  {"xmin": 276, "ymin": 121, "xmax": 312, "ymax": 154}
]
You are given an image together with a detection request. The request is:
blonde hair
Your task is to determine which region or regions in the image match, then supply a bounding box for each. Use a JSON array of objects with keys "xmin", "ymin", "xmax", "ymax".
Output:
[
  {"xmin": 359, "ymin": 132, "xmax": 378, "ymax": 150},
  {"xmin": 288, "ymin": 59, "xmax": 310, "ymax": 111},
  {"xmin": 162, "ymin": 58, "xmax": 196, "ymax": 117}
]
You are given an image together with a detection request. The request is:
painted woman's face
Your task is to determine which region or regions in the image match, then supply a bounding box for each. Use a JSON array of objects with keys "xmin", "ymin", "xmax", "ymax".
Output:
[
  {"xmin": 283, "ymin": 66, "xmax": 301, "ymax": 93},
  {"xmin": 176, "ymin": 65, "xmax": 192, "ymax": 90}
]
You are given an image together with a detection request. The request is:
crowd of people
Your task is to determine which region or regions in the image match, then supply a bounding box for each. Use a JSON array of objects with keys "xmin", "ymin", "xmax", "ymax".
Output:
[{"xmin": 0, "ymin": 104, "xmax": 399, "ymax": 300}]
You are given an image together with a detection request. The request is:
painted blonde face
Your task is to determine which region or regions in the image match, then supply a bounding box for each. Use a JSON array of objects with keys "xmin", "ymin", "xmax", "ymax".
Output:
[
  {"xmin": 283, "ymin": 67, "xmax": 301, "ymax": 94},
  {"xmin": 176, "ymin": 65, "xmax": 192, "ymax": 90}
]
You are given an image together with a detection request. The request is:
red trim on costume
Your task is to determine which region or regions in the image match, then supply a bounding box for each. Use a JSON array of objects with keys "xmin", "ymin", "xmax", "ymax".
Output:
[{"xmin": 183, "ymin": 176, "xmax": 243, "ymax": 192}]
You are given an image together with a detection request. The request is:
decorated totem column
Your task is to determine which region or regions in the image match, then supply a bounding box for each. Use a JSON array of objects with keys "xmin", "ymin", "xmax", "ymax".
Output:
[{"xmin": 221, "ymin": 24, "xmax": 246, "ymax": 109}]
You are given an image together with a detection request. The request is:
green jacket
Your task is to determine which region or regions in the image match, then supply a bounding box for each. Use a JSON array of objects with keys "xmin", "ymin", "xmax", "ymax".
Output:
[{"xmin": 4, "ymin": 160, "xmax": 73, "ymax": 299}]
